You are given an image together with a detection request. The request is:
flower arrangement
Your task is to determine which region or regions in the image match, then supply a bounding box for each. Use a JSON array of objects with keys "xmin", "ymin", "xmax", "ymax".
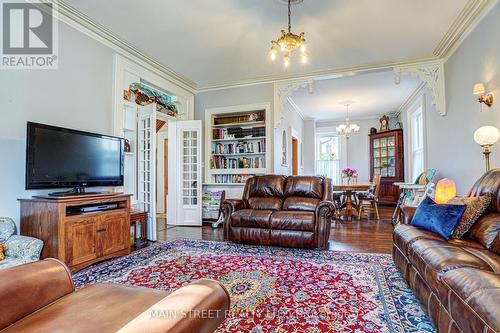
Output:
[{"xmin": 341, "ymin": 168, "xmax": 358, "ymax": 177}]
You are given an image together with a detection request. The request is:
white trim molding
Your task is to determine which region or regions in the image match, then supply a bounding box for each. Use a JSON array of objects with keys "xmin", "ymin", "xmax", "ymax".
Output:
[
  {"xmin": 274, "ymin": 79, "xmax": 314, "ymax": 129},
  {"xmin": 394, "ymin": 60, "xmax": 446, "ymax": 116}
]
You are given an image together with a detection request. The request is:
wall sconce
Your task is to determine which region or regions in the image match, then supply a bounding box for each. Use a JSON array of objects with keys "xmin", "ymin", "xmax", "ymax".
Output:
[
  {"xmin": 474, "ymin": 125, "xmax": 499, "ymax": 172},
  {"xmin": 473, "ymin": 83, "xmax": 493, "ymax": 111}
]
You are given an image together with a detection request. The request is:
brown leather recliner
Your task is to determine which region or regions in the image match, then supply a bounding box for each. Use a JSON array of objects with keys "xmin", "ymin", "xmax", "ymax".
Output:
[
  {"xmin": 0, "ymin": 259, "xmax": 230, "ymax": 333},
  {"xmin": 222, "ymin": 175, "xmax": 335, "ymax": 249},
  {"xmin": 393, "ymin": 169, "xmax": 500, "ymax": 333}
]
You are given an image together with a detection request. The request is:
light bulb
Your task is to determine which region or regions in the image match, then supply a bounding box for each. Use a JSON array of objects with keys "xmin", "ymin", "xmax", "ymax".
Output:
[
  {"xmin": 269, "ymin": 46, "xmax": 277, "ymax": 61},
  {"xmin": 283, "ymin": 54, "xmax": 290, "ymax": 68},
  {"xmin": 279, "ymin": 40, "xmax": 286, "ymax": 51},
  {"xmin": 300, "ymin": 43, "xmax": 307, "ymax": 53},
  {"xmin": 300, "ymin": 54, "xmax": 307, "ymax": 64}
]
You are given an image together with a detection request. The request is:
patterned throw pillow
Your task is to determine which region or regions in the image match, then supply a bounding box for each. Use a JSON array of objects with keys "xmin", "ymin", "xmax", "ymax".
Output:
[
  {"xmin": 0, "ymin": 243, "xmax": 7, "ymax": 261},
  {"xmin": 448, "ymin": 194, "xmax": 492, "ymax": 239}
]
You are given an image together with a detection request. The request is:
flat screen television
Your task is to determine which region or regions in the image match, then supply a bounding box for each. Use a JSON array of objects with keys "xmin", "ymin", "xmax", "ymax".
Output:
[{"xmin": 26, "ymin": 122, "xmax": 124, "ymax": 195}]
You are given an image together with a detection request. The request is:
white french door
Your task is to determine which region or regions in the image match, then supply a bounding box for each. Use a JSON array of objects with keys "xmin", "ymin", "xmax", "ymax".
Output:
[
  {"xmin": 137, "ymin": 104, "xmax": 157, "ymax": 240},
  {"xmin": 168, "ymin": 120, "xmax": 202, "ymax": 226}
]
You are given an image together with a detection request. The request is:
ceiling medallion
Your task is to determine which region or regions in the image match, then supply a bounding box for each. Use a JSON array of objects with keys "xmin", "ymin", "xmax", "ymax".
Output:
[
  {"xmin": 336, "ymin": 104, "xmax": 360, "ymax": 138},
  {"xmin": 269, "ymin": 0, "xmax": 307, "ymax": 68}
]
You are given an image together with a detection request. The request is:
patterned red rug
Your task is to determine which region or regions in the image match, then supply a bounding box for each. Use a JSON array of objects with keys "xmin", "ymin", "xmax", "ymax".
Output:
[{"xmin": 73, "ymin": 239, "xmax": 434, "ymax": 332}]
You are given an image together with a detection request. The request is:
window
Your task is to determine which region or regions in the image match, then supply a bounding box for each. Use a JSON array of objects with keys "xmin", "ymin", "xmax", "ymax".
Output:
[
  {"xmin": 409, "ymin": 105, "xmax": 425, "ymax": 181},
  {"xmin": 316, "ymin": 135, "xmax": 340, "ymax": 184}
]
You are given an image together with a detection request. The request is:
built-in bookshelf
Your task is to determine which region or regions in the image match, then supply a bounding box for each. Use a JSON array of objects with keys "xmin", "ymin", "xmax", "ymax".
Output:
[{"xmin": 204, "ymin": 103, "xmax": 271, "ymax": 186}]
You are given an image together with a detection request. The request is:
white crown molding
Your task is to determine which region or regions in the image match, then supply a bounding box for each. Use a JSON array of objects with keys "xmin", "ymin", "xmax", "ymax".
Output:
[
  {"xmin": 433, "ymin": 0, "xmax": 497, "ymax": 59},
  {"xmin": 286, "ymin": 96, "xmax": 314, "ymax": 121},
  {"xmin": 274, "ymin": 79, "xmax": 314, "ymax": 128},
  {"xmin": 394, "ymin": 59, "xmax": 446, "ymax": 116},
  {"xmin": 51, "ymin": 0, "xmax": 197, "ymax": 93}
]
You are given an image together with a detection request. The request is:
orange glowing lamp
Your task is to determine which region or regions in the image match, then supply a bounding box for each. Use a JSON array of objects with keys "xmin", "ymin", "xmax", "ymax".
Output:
[{"xmin": 435, "ymin": 178, "xmax": 457, "ymax": 204}]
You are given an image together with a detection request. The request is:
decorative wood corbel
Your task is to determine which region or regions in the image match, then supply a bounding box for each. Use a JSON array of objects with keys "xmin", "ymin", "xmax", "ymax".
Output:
[
  {"xmin": 394, "ymin": 61, "xmax": 446, "ymax": 116},
  {"xmin": 273, "ymin": 79, "xmax": 314, "ymax": 128}
]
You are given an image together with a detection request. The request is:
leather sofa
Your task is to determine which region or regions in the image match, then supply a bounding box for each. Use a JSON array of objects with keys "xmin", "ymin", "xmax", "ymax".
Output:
[
  {"xmin": 393, "ymin": 169, "xmax": 500, "ymax": 333},
  {"xmin": 222, "ymin": 175, "xmax": 335, "ymax": 249},
  {"xmin": 0, "ymin": 259, "xmax": 230, "ymax": 333}
]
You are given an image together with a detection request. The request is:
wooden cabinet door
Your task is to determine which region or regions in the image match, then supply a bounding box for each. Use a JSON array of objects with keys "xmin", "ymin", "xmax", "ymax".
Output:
[
  {"xmin": 66, "ymin": 218, "xmax": 98, "ymax": 266},
  {"xmin": 97, "ymin": 211, "xmax": 129, "ymax": 256}
]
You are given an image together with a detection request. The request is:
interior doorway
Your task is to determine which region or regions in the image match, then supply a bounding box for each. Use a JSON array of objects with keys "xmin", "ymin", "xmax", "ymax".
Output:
[
  {"xmin": 156, "ymin": 122, "xmax": 169, "ymax": 232},
  {"xmin": 292, "ymin": 136, "xmax": 299, "ymax": 176}
]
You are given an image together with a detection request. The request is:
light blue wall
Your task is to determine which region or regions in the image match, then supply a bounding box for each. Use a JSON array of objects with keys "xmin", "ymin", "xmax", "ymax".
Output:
[{"xmin": 0, "ymin": 22, "xmax": 115, "ymax": 229}]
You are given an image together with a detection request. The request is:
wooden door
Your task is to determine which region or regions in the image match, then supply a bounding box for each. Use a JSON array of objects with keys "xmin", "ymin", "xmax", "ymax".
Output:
[
  {"xmin": 66, "ymin": 218, "xmax": 98, "ymax": 266},
  {"xmin": 97, "ymin": 212, "xmax": 128, "ymax": 256},
  {"xmin": 292, "ymin": 137, "xmax": 298, "ymax": 176}
]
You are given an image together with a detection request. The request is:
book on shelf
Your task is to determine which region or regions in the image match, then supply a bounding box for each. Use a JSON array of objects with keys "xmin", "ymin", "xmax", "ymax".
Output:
[
  {"xmin": 212, "ymin": 126, "xmax": 265, "ymax": 140},
  {"xmin": 210, "ymin": 156, "xmax": 265, "ymax": 169},
  {"xmin": 213, "ymin": 111, "xmax": 265, "ymax": 125},
  {"xmin": 212, "ymin": 139, "xmax": 266, "ymax": 154},
  {"xmin": 212, "ymin": 174, "xmax": 253, "ymax": 184}
]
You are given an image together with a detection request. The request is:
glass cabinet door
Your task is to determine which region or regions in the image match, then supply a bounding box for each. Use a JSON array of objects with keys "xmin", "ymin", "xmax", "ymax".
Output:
[{"xmin": 182, "ymin": 130, "xmax": 198, "ymax": 206}]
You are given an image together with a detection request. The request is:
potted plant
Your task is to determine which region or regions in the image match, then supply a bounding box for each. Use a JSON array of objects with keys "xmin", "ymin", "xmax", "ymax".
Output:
[{"xmin": 342, "ymin": 168, "xmax": 358, "ymax": 184}]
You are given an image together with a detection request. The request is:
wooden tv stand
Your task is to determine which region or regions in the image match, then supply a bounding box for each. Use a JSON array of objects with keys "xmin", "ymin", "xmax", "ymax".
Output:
[{"xmin": 19, "ymin": 193, "xmax": 132, "ymax": 272}]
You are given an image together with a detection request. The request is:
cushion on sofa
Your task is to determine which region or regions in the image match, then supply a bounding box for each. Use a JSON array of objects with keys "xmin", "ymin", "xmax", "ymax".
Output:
[
  {"xmin": 491, "ymin": 233, "xmax": 500, "ymax": 255},
  {"xmin": 448, "ymin": 194, "xmax": 492, "ymax": 239},
  {"xmin": 231, "ymin": 209, "xmax": 273, "ymax": 228},
  {"xmin": 283, "ymin": 197, "xmax": 320, "ymax": 212},
  {"xmin": 284, "ymin": 176, "xmax": 323, "ymax": 199},
  {"xmin": 270, "ymin": 211, "xmax": 315, "ymax": 232},
  {"xmin": 246, "ymin": 175, "xmax": 286, "ymax": 198},
  {"xmin": 393, "ymin": 224, "xmax": 443, "ymax": 255},
  {"xmin": 411, "ymin": 197, "xmax": 466, "ymax": 240},
  {"xmin": 468, "ymin": 212, "xmax": 500, "ymax": 249},
  {"xmin": 247, "ymin": 197, "xmax": 283, "ymax": 210},
  {"xmin": 442, "ymin": 268, "xmax": 500, "ymax": 333}
]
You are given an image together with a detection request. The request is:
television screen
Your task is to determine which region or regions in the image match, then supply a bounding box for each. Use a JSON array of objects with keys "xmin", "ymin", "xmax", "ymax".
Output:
[{"xmin": 26, "ymin": 122, "xmax": 124, "ymax": 189}]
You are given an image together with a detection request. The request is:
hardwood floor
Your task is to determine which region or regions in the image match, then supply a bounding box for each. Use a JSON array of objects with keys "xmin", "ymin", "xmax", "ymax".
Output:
[{"xmin": 156, "ymin": 206, "xmax": 395, "ymax": 254}]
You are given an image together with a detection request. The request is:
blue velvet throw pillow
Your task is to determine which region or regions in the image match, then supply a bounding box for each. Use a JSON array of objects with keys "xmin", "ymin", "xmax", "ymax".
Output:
[{"xmin": 411, "ymin": 196, "xmax": 467, "ymax": 240}]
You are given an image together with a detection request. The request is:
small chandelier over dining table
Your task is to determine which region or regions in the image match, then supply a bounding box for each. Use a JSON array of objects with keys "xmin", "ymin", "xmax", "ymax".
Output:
[
  {"xmin": 269, "ymin": 0, "xmax": 308, "ymax": 67},
  {"xmin": 336, "ymin": 104, "xmax": 360, "ymax": 137}
]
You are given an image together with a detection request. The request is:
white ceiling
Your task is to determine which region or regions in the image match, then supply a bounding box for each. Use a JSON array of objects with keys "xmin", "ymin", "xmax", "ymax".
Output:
[
  {"xmin": 64, "ymin": 0, "xmax": 468, "ymax": 87},
  {"xmin": 290, "ymin": 70, "xmax": 421, "ymax": 121}
]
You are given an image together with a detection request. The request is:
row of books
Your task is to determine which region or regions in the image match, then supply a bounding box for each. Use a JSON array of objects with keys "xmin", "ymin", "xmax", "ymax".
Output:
[
  {"xmin": 213, "ymin": 111, "xmax": 265, "ymax": 125},
  {"xmin": 211, "ymin": 174, "xmax": 253, "ymax": 184},
  {"xmin": 212, "ymin": 139, "xmax": 266, "ymax": 154},
  {"xmin": 212, "ymin": 126, "xmax": 265, "ymax": 140},
  {"xmin": 210, "ymin": 156, "xmax": 265, "ymax": 169}
]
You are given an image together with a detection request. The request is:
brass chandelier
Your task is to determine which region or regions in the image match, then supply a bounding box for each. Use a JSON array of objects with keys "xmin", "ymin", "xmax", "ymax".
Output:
[{"xmin": 269, "ymin": 0, "xmax": 307, "ymax": 67}]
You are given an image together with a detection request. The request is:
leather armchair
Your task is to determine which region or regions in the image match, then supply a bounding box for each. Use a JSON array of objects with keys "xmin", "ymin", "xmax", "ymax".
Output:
[
  {"xmin": 222, "ymin": 175, "xmax": 335, "ymax": 249},
  {"xmin": 393, "ymin": 169, "xmax": 500, "ymax": 333},
  {"xmin": 0, "ymin": 259, "xmax": 230, "ymax": 333}
]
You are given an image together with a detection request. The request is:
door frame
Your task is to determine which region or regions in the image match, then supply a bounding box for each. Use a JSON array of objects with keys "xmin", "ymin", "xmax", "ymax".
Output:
[
  {"xmin": 157, "ymin": 130, "xmax": 169, "ymax": 214},
  {"xmin": 291, "ymin": 136, "xmax": 299, "ymax": 176}
]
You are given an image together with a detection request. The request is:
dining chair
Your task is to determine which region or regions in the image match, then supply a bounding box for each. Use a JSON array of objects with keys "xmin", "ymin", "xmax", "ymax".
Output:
[{"xmin": 357, "ymin": 175, "xmax": 381, "ymax": 220}]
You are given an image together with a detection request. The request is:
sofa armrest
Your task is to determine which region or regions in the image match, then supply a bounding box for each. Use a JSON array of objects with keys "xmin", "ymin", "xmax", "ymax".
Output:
[
  {"xmin": 401, "ymin": 206, "xmax": 417, "ymax": 225},
  {"xmin": 5, "ymin": 235, "xmax": 43, "ymax": 261},
  {"xmin": 117, "ymin": 279, "xmax": 230, "ymax": 333},
  {"xmin": 315, "ymin": 201, "xmax": 336, "ymax": 249},
  {"xmin": 221, "ymin": 199, "xmax": 247, "ymax": 240},
  {"xmin": 0, "ymin": 258, "xmax": 74, "ymax": 331}
]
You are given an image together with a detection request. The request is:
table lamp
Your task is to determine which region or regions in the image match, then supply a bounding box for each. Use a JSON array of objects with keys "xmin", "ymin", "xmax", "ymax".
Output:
[
  {"xmin": 435, "ymin": 178, "xmax": 457, "ymax": 204},
  {"xmin": 473, "ymin": 126, "xmax": 499, "ymax": 172}
]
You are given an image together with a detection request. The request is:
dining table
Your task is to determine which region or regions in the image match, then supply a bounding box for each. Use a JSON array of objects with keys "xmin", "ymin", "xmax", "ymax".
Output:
[{"xmin": 333, "ymin": 183, "xmax": 372, "ymax": 220}]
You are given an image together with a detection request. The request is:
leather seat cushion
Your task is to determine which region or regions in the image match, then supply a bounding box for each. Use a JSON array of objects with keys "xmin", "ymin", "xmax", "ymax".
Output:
[
  {"xmin": 468, "ymin": 212, "xmax": 500, "ymax": 249},
  {"xmin": 442, "ymin": 268, "xmax": 500, "ymax": 333},
  {"xmin": 283, "ymin": 197, "xmax": 319, "ymax": 212},
  {"xmin": 231, "ymin": 209, "xmax": 273, "ymax": 228},
  {"xmin": 270, "ymin": 211, "xmax": 315, "ymax": 232},
  {"xmin": 393, "ymin": 224, "xmax": 443, "ymax": 255},
  {"xmin": 247, "ymin": 197, "xmax": 283, "ymax": 211},
  {"xmin": 284, "ymin": 176, "xmax": 323, "ymax": 199},
  {"xmin": 2, "ymin": 284, "xmax": 167, "ymax": 333}
]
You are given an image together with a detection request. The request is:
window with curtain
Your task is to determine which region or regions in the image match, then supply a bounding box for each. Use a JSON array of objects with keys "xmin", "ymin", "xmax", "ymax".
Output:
[
  {"xmin": 316, "ymin": 135, "xmax": 340, "ymax": 184},
  {"xmin": 410, "ymin": 106, "xmax": 424, "ymax": 181}
]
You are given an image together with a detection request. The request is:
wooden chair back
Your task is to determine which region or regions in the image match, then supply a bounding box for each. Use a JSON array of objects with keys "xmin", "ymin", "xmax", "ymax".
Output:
[{"xmin": 372, "ymin": 174, "xmax": 382, "ymax": 199}]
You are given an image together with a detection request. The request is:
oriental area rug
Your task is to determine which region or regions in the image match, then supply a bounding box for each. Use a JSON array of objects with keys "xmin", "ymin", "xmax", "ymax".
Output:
[{"xmin": 73, "ymin": 239, "xmax": 435, "ymax": 333}]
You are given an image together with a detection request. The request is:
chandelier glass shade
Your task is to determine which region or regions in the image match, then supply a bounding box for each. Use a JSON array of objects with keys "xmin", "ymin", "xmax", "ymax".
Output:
[
  {"xmin": 336, "ymin": 104, "xmax": 360, "ymax": 137},
  {"xmin": 269, "ymin": 0, "xmax": 308, "ymax": 67}
]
